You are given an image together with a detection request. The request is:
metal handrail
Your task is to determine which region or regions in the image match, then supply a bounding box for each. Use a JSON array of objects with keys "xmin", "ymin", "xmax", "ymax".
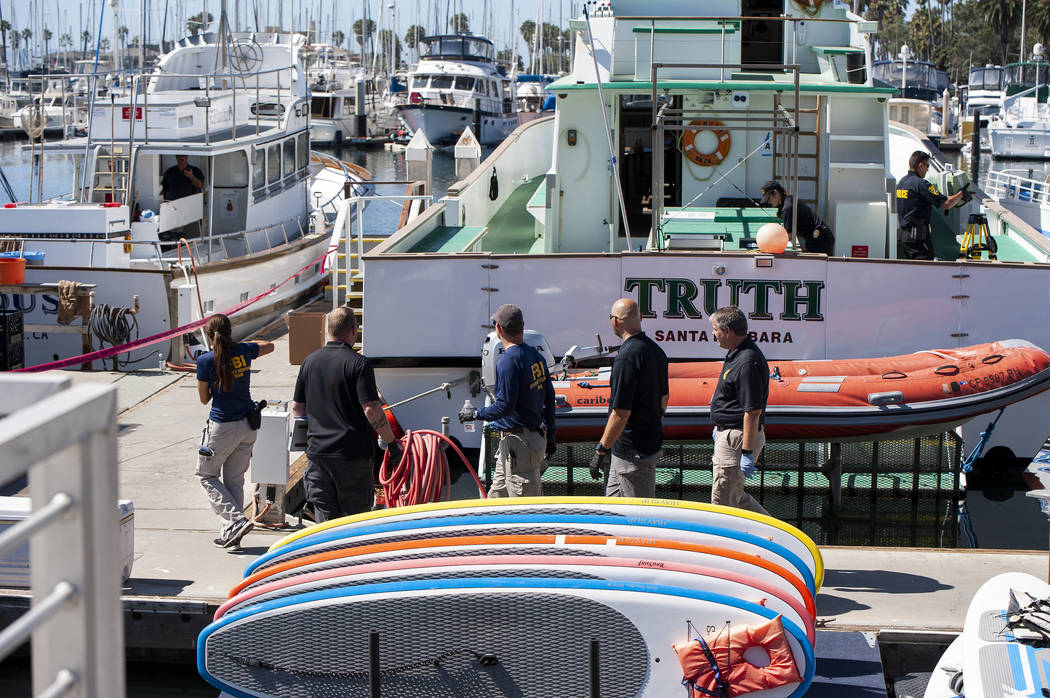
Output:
[{"xmin": 0, "ymin": 378, "xmax": 123, "ymax": 698}]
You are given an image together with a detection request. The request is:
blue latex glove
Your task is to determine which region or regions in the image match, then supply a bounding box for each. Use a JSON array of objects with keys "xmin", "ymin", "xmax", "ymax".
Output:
[{"xmin": 740, "ymin": 453, "xmax": 756, "ymax": 479}]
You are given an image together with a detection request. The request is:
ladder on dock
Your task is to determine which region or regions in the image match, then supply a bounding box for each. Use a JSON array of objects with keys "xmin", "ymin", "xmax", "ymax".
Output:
[{"xmin": 324, "ymin": 197, "xmax": 386, "ymax": 349}]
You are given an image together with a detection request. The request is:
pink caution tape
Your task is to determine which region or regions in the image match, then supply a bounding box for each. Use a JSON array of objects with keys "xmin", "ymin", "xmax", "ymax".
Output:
[{"xmin": 13, "ymin": 246, "xmax": 332, "ymax": 373}]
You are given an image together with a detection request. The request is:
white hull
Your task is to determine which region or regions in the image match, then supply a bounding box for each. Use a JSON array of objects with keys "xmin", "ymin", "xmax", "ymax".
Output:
[
  {"xmin": 989, "ymin": 125, "xmax": 1050, "ymax": 158},
  {"xmin": 397, "ymin": 104, "xmax": 515, "ymax": 145}
]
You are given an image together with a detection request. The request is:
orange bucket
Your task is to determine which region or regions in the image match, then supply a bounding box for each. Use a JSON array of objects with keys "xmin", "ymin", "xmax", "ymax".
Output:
[{"xmin": 0, "ymin": 257, "xmax": 26, "ymax": 284}]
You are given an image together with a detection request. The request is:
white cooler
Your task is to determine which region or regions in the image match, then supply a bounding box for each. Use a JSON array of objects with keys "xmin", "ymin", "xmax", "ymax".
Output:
[{"xmin": 0, "ymin": 496, "xmax": 135, "ymax": 587}]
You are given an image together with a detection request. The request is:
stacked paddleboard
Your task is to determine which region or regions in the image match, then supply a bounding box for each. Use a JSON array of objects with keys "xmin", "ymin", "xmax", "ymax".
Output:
[
  {"xmin": 199, "ymin": 497, "xmax": 823, "ymax": 697},
  {"xmin": 925, "ymin": 572, "xmax": 1050, "ymax": 698}
]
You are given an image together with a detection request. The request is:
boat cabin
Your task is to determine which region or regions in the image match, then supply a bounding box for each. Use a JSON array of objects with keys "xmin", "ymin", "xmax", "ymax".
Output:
[{"xmin": 873, "ymin": 59, "xmax": 948, "ymax": 103}]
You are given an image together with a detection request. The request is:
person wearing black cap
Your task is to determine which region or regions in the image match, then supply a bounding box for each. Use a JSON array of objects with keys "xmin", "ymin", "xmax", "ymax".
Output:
[
  {"xmin": 459, "ymin": 304, "xmax": 556, "ymax": 497},
  {"xmin": 760, "ymin": 180, "xmax": 835, "ymax": 255},
  {"xmin": 895, "ymin": 151, "xmax": 965, "ymax": 260}
]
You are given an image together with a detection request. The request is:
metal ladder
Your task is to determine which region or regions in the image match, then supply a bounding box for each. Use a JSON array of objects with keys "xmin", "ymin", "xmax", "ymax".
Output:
[
  {"xmin": 771, "ymin": 94, "xmax": 823, "ymax": 214},
  {"xmin": 89, "ymin": 145, "xmax": 133, "ymax": 204}
]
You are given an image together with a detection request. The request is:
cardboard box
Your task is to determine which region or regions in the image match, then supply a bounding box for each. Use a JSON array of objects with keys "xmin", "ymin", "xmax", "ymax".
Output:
[
  {"xmin": 0, "ymin": 496, "xmax": 135, "ymax": 586},
  {"xmin": 287, "ymin": 310, "xmax": 326, "ymax": 365}
]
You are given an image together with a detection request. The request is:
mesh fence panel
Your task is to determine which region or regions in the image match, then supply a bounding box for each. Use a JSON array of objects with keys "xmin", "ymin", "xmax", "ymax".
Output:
[{"xmin": 485, "ymin": 432, "xmax": 962, "ymax": 548}]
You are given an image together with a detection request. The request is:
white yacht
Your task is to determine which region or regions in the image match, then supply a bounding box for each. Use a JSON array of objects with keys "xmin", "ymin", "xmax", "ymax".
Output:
[
  {"xmin": 0, "ymin": 29, "xmax": 365, "ymax": 369},
  {"xmin": 396, "ymin": 34, "xmax": 515, "ymax": 145},
  {"xmin": 874, "ymin": 52, "xmax": 953, "ymax": 142},
  {"xmin": 989, "ymin": 47, "xmax": 1050, "ymax": 158}
]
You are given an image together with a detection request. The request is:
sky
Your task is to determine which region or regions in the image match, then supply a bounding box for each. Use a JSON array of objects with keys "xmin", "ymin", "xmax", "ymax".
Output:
[{"xmin": 0, "ymin": 0, "xmax": 575, "ymax": 61}]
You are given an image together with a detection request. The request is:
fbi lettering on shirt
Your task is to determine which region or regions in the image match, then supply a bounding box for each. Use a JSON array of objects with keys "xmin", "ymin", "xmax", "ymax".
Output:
[
  {"xmin": 529, "ymin": 361, "xmax": 546, "ymax": 389},
  {"xmin": 231, "ymin": 354, "xmax": 249, "ymax": 379}
]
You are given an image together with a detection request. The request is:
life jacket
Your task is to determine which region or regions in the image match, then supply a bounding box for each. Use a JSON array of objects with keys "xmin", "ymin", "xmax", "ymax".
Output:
[{"xmin": 673, "ymin": 615, "xmax": 802, "ymax": 697}]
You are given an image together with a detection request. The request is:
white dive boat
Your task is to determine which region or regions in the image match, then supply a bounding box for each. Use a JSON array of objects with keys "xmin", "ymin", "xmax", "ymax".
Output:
[
  {"xmin": 359, "ymin": 0, "xmax": 1050, "ymax": 463},
  {"xmin": 960, "ymin": 64, "xmax": 1003, "ymax": 151},
  {"xmin": 396, "ymin": 34, "xmax": 516, "ymax": 145},
  {"xmin": 0, "ymin": 29, "xmax": 367, "ymax": 370},
  {"xmin": 988, "ymin": 46, "xmax": 1050, "ymax": 158}
]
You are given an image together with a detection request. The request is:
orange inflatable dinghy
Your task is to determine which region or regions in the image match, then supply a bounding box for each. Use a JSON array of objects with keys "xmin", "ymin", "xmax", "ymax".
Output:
[{"xmin": 553, "ymin": 339, "xmax": 1050, "ymax": 441}]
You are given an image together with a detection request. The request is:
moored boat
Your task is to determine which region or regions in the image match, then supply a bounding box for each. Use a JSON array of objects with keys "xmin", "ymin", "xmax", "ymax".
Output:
[
  {"xmin": 553, "ymin": 340, "xmax": 1050, "ymax": 441},
  {"xmin": 0, "ymin": 28, "xmax": 367, "ymax": 369}
]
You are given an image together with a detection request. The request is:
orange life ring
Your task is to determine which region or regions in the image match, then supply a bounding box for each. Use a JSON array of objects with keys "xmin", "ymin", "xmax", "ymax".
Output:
[
  {"xmin": 794, "ymin": 0, "xmax": 825, "ymax": 15},
  {"xmin": 681, "ymin": 118, "xmax": 731, "ymax": 167}
]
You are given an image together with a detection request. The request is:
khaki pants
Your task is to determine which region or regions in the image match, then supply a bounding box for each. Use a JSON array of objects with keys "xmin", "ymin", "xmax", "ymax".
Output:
[
  {"xmin": 711, "ymin": 427, "xmax": 769, "ymax": 515},
  {"xmin": 606, "ymin": 449, "xmax": 661, "ymax": 498},
  {"xmin": 195, "ymin": 418, "xmax": 257, "ymax": 536},
  {"xmin": 488, "ymin": 430, "xmax": 546, "ymax": 498}
]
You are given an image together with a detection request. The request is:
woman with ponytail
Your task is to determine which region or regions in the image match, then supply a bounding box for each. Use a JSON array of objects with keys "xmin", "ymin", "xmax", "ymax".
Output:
[{"xmin": 195, "ymin": 314, "xmax": 274, "ymax": 549}]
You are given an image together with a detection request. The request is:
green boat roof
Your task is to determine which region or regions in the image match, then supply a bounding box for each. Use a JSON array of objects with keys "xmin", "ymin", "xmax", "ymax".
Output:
[{"xmin": 547, "ymin": 74, "xmax": 897, "ymax": 96}]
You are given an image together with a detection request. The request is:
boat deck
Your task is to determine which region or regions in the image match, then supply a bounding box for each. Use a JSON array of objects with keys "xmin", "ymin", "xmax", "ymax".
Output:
[{"xmin": 1, "ymin": 330, "xmax": 1046, "ymax": 679}]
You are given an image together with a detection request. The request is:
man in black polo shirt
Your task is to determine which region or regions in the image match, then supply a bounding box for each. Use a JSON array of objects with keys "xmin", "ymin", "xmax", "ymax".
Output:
[
  {"xmin": 709, "ymin": 305, "xmax": 770, "ymax": 514},
  {"xmin": 292, "ymin": 306, "xmax": 400, "ymax": 521},
  {"xmin": 588, "ymin": 298, "xmax": 669, "ymax": 497},
  {"xmin": 896, "ymin": 151, "xmax": 964, "ymax": 260}
]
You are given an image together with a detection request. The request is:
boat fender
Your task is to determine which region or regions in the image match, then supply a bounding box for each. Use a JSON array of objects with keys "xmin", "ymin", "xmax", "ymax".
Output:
[
  {"xmin": 489, "ymin": 168, "xmax": 499, "ymax": 200},
  {"xmin": 867, "ymin": 391, "xmax": 904, "ymax": 406},
  {"xmin": 673, "ymin": 615, "xmax": 802, "ymax": 697},
  {"xmin": 681, "ymin": 119, "xmax": 731, "ymax": 168}
]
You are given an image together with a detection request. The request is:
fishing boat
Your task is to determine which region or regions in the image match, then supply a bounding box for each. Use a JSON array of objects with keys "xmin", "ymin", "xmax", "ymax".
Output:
[
  {"xmin": 0, "ymin": 27, "xmax": 367, "ymax": 370},
  {"xmin": 357, "ymin": 0, "xmax": 1050, "ymax": 464},
  {"xmin": 553, "ymin": 340, "xmax": 1050, "ymax": 442},
  {"xmin": 395, "ymin": 33, "xmax": 516, "ymax": 145}
]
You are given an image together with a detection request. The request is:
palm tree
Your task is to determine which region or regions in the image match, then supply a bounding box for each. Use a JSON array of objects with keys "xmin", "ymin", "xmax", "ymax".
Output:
[
  {"xmin": 80, "ymin": 29, "xmax": 91, "ymax": 56},
  {"xmin": 404, "ymin": 24, "xmax": 425, "ymax": 60},
  {"xmin": 187, "ymin": 12, "xmax": 213, "ymax": 36},
  {"xmin": 353, "ymin": 18, "xmax": 376, "ymax": 59},
  {"xmin": 449, "ymin": 13, "xmax": 469, "ymax": 34},
  {"xmin": 43, "ymin": 28, "xmax": 51, "ymax": 62},
  {"xmin": 986, "ymin": 0, "xmax": 1023, "ymax": 64},
  {"xmin": 332, "ymin": 30, "xmax": 345, "ymax": 49},
  {"xmin": 520, "ymin": 20, "xmax": 535, "ymax": 72}
]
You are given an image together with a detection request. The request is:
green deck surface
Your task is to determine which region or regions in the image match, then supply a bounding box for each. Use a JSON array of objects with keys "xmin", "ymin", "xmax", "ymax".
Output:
[
  {"xmin": 660, "ymin": 207, "xmax": 782, "ymax": 248},
  {"xmin": 480, "ymin": 176, "xmax": 545, "ymax": 253},
  {"xmin": 931, "ymin": 214, "xmax": 1037, "ymax": 262},
  {"xmin": 408, "ymin": 225, "xmax": 486, "ymax": 253}
]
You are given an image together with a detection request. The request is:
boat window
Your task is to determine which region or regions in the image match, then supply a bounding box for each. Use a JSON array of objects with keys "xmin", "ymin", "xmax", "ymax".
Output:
[
  {"xmin": 252, "ymin": 148, "xmax": 265, "ymax": 189},
  {"xmin": 440, "ymin": 38, "xmax": 465, "ymax": 56},
  {"xmin": 410, "ymin": 76, "xmax": 429, "ymax": 90},
  {"xmin": 213, "ymin": 151, "xmax": 249, "ymax": 187},
  {"xmin": 311, "ymin": 95, "xmax": 333, "ymax": 118},
  {"xmin": 430, "ymin": 75, "xmax": 454, "ymax": 90},
  {"xmin": 297, "ymin": 133, "xmax": 308, "ymax": 170},
  {"xmin": 454, "ymin": 77, "xmax": 476, "ymax": 91},
  {"xmin": 267, "ymin": 144, "xmax": 280, "ymax": 183},
  {"xmin": 283, "ymin": 139, "xmax": 295, "ymax": 177}
]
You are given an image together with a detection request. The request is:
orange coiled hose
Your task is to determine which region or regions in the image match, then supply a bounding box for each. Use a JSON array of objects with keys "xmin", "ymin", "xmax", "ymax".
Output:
[{"xmin": 378, "ymin": 429, "xmax": 486, "ymax": 508}]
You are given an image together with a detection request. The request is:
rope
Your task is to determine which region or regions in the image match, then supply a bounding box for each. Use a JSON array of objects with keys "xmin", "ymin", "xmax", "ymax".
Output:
[
  {"xmin": 952, "ymin": 408, "xmax": 1004, "ymax": 548},
  {"xmin": 88, "ymin": 304, "xmax": 152, "ymax": 368},
  {"xmin": 378, "ymin": 429, "xmax": 486, "ymax": 508}
]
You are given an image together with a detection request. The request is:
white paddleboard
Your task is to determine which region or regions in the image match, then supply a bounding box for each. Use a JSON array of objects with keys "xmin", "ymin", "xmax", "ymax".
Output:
[
  {"xmin": 962, "ymin": 572, "xmax": 1050, "ymax": 697},
  {"xmin": 923, "ymin": 635, "xmax": 964, "ymax": 698},
  {"xmin": 200, "ymin": 577, "xmax": 815, "ymax": 698}
]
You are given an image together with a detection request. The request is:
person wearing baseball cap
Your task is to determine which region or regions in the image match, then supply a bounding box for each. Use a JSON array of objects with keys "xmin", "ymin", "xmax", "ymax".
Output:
[
  {"xmin": 760, "ymin": 180, "xmax": 836, "ymax": 255},
  {"xmin": 459, "ymin": 304, "xmax": 556, "ymax": 497}
]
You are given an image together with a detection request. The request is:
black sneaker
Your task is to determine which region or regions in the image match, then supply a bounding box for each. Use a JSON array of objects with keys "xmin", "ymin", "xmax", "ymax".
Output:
[
  {"xmin": 222, "ymin": 518, "xmax": 254, "ymax": 549},
  {"xmin": 212, "ymin": 536, "xmax": 227, "ymax": 548}
]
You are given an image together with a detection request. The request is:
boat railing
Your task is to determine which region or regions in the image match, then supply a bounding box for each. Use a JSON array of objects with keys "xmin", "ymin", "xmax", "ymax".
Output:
[
  {"xmin": 0, "ymin": 374, "xmax": 124, "ymax": 697},
  {"xmin": 986, "ymin": 169, "xmax": 1050, "ymax": 207},
  {"xmin": 163, "ymin": 213, "xmax": 312, "ymax": 264}
]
